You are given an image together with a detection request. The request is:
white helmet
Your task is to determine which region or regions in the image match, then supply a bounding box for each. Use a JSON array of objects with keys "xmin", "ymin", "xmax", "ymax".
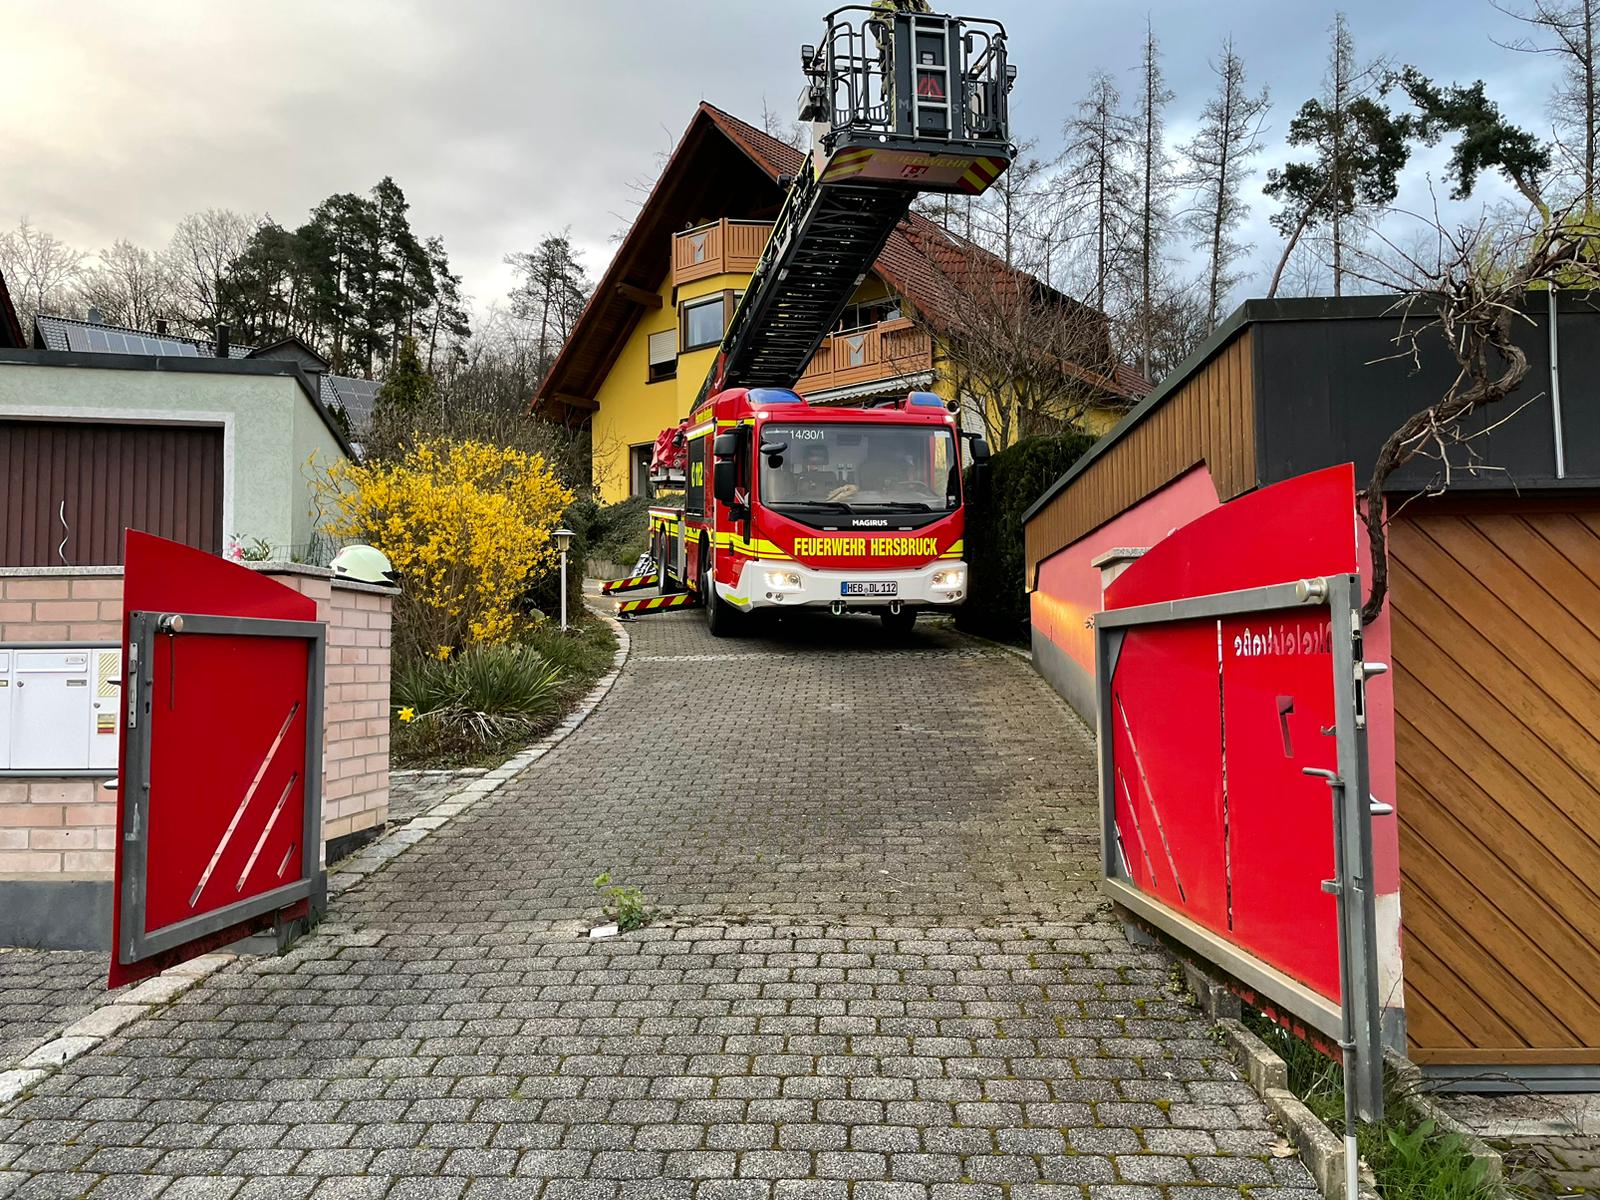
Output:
[{"xmin": 330, "ymin": 544, "xmax": 396, "ymax": 585}]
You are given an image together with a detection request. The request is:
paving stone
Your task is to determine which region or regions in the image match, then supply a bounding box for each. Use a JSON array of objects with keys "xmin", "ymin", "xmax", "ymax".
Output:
[{"xmin": 0, "ymin": 613, "xmax": 1315, "ymax": 1200}]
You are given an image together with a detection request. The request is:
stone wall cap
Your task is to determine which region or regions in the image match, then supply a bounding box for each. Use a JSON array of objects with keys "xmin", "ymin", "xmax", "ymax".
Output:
[
  {"xmin": 0, "ymin": 566, "xmax": 123, "ymax": 578},
  {"xmin": 1089, "ymin": 547, "xmax": 1148, "ymax": 569}
]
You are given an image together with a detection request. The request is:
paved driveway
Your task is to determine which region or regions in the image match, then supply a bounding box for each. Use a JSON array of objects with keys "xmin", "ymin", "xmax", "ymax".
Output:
[{"xmin": 0, "ymin": 611, "xmax": 1316, "ymax": 1199}]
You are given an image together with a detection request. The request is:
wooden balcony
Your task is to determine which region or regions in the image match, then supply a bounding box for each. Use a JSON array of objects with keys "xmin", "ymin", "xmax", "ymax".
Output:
[
  {"xmin": 797, "ymin": 318, "xmax": 935, "ymax": 396},
  {"xmin": 671, "ymin": 219, "xmax": 770, "ymax": 286}
]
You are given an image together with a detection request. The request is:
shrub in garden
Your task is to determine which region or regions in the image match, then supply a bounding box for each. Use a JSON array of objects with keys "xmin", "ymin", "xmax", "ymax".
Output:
[
  {"xmin": 956, "ymin": 432, "xmax": 1096, "ymax": 641},
  {"xmin": 320, "ymin": 438, "xmax": 573, "ymax": 660},
  {"xmin": 392, "ymin": 643, "xmax": 566, "ymax": 764}
]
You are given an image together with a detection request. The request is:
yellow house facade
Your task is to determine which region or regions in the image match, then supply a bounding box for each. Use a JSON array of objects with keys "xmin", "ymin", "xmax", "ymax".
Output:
[{"xmin": 538, "ymin": 104, "xmax": 1145, "ymax": 503}]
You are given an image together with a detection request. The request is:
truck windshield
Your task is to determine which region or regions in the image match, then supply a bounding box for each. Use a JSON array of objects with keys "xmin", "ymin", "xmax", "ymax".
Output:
[{"xmin": 760, "ymin": 423, "xmax": 960, "ymax": 512}]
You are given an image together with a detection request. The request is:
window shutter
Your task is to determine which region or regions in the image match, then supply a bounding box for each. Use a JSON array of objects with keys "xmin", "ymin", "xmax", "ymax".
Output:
[{"xmin": 648, "ymin": 330, "xmax": 676, "ymax": 366}]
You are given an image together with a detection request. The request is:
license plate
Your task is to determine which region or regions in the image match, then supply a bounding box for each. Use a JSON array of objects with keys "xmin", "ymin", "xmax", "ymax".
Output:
[{"xmin": 841, "ymin": 581, "xmax": 898, "ymax": 597}]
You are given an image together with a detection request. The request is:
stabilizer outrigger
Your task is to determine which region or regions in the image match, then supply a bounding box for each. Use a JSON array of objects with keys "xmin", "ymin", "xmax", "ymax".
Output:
[{"xmin": 600, "ymin": 553, "xmax": 703, "ymax": 621}]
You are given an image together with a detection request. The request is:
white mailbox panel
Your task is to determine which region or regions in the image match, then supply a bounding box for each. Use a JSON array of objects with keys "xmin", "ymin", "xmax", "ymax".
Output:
[
  {"xmin": 0, "ymin": 650, "xmax": 11, "ymax": 767},
  {"xmin": 0, "ymin": 644, "xmax": 122, "ymax": 774}
]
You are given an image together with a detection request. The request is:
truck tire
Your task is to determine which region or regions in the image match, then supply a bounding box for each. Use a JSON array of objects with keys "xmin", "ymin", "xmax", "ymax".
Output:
[
  {"xmin": 700, "ymin": 542, "xmax": 739, "ymax": 638},
  {"xmin": 881, "ymin": 607, "xmax": 917, "ymax": 636}
]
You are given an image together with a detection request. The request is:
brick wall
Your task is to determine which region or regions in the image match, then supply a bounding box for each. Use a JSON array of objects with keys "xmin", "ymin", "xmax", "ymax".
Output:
[
  {"xmin": 268, "ymin": 571, "xmax": 393, "ymax": 847},
  {"xmin": 0, "ymin": 565, "xmax": 393, "ymax": 883}
]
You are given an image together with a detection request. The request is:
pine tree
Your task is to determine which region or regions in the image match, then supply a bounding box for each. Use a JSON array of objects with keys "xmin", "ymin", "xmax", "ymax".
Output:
[
  {"xmin": 1264, "ymin": 15, "xmax": 1409, "ymax": 297},
  {"xmin": 505, "ymin": 235, "xmax": 592, "ymax": 382}
]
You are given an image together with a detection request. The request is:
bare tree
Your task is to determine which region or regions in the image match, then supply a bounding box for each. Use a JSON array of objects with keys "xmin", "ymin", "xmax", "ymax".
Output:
[
  {"xmin": 1180, "ymin": 39, "xmax": 1271, "ymax": 332},
  {"xmin": 964, "ymin": 139, "xmax": 1045, "ymax": 271},
  {"xmin": 0, "ymin": 218, "xmax": 86, "ymax": 329},
  {"xmin": 1061, "ymin": 72, "xmax": 1138, "ymax": 314},
  {"xmin": 914, "ymin": 234, "xmax": 1124, "ymax": 447},
  {"xmin": 505, "ymin": 232, "xmax": 592, "ymax": 388},
  {"xmin": 79, "ymin": 239, "xmax": 174, "ymax": 329},
  {"xmin": 1494, "ymin": 0, "xmax": 1600, "ymax": 198},
  {"xmin": 1131, "ymin": 21, "xmax": 1176, "ymax": 379},
  {"xmin": 1358, "ymin": 68, "xmax": 1592, "ymax": 623},
  {"xmin": 165, "ymin": 208, "xmax": 260, "ymax": 336},
  {"xmin": 759, "ymin": 96, "xmax": 809, "ymax": 153}
]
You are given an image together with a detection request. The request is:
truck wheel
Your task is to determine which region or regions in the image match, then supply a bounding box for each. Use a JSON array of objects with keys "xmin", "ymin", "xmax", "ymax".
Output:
[
  {"xmin": 700, "ymin": 543, "xmax": 738, "ymax": 638},
  {"xmin": 881, "ymin": 607, "xmax": 917, "ymax": 636}
]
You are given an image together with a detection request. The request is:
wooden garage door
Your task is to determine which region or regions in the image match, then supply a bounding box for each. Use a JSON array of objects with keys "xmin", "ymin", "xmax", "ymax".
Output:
[
  {"xmin": 1390, "ymin": 503, "xmax": 1600, "ymax": 1068},
  {"xmin": 0, "ymin": 420, "xmax": 223, "ymax": 567}
]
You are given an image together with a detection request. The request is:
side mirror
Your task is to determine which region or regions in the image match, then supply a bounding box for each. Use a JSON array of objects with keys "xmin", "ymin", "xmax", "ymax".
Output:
[
  {"xmin": 713, "ymin": 432, "xmax": 738, "ymax": 459},
  {"xmin": 970, "ymin": 438, "xmax": 991, "ymax": 464},
  {"xmin": 759, "ymin": 439, "xmax": 788, "ymax": 457},
  {"xmin": 713, "ymin": 459, "xmax": 737, "ymax": 505}
]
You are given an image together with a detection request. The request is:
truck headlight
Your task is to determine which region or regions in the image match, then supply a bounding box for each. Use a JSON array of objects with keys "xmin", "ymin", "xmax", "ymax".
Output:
[
  {"xmin": 931, "ymin": 568, "xmax": 966, "ymax": 590},
  {"xmin": 764, "ymin": 569, "xmax": 803, "ymax": 590}
]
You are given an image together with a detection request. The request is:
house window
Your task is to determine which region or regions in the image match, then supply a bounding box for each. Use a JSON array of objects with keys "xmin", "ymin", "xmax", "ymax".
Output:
[
  {"xmin": 834, "ymin": 296, "xmax": 903, "ymax": 334},
  {"xmin": 630, "ymin": 443, "xmax": 653, "ymax": 497},
  {"xmin": 681, "ymin": 295, "xmax": 728, "ymax": 352},
  {"xmin": 647, "ymin": 329, "xmax": 677, "ymax": 383}
]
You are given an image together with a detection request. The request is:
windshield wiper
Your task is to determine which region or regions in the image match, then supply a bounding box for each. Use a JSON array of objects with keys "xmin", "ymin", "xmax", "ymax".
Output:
[
  {"xmin": 853, "ymin": 501, "xmax": 934, "ymax": 511},
  {"xmin": 771, "ymin": 500, "xmax": 853, "ymax": 512}
]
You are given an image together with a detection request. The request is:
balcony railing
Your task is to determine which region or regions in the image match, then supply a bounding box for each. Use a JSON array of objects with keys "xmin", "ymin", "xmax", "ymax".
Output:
[
  {"xmin": 797, "ymin": 318, "xmax": 934, "ymax": 395},
  {"xmin": 671, "ymin": 219, "xmax": 771, "ymax": 286}
]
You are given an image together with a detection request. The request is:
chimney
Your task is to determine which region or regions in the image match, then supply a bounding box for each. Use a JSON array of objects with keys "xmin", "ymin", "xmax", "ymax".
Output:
[
  {"xmin": 155, "ymin": 318, "xmax": 168, "ymax": 335},
  {"xmin": 87, "ymin": 306, "xmax": 104, "ymax": 325},
  {"xmin": 215, "ymin": 323, "xmax": 230, "ymax": 358}
]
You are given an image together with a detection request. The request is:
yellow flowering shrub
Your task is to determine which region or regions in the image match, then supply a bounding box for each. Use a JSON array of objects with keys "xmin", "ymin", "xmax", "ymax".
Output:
[{"xmin": 321, "ymin": 439, "xmax": 573, "ymax": 657}]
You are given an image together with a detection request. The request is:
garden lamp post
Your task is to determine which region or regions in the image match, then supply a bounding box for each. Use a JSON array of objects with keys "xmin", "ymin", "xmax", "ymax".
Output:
[{"xmin": 553, "ymin": 528, "xmax": 574, "ymax": 630}]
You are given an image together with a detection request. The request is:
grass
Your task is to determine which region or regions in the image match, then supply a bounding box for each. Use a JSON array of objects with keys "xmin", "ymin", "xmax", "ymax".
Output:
[
  {"xmin": 393, "ymin": 613, "xmax": 618, "ymax": 768},
  {"xmin": 1245, "ymin": 1012, "xmax": 1501, "ymax": 1200}
]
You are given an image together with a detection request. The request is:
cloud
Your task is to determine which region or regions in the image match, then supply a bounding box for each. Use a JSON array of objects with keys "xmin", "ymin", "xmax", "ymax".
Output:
[{"xmin": 1, "ymin": 0, "xmax": 1568, "ymax": 320}]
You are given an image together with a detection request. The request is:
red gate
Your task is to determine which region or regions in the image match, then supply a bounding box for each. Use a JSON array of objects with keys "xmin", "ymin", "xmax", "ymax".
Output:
[
  {"xmin": 110, "ymin": 531, "xmax": 324, "ymax": 987},
  {"xmin": 1094, "ymin": 465, "xmax": 1386, "ymax": 1118}
]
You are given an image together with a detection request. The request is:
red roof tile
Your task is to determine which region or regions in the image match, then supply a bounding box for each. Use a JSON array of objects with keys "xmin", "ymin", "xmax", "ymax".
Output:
[{"xmin": 535, "ymin": 103, "xmax": 1150, "ymax": 412}]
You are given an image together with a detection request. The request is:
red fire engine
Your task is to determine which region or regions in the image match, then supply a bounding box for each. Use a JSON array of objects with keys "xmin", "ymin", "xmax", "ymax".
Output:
[{"xmin": 604, "ymin": 4, "xmax": 1015, "ymax": 635}]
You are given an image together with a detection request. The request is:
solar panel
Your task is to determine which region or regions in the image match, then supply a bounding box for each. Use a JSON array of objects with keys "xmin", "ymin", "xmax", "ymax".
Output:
[
  {"xmin": 86, "ymin": 328, "xmax": 111, "ymax": 351},
  {"xmin": 64, "ymin": 325, "xmax": 93, "ymax": 352}
]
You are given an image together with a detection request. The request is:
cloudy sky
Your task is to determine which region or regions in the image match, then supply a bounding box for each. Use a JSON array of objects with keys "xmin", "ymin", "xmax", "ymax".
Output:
[{"xmin": 3, "ymin": 1, "xmax": 1559, "ymax": 320}]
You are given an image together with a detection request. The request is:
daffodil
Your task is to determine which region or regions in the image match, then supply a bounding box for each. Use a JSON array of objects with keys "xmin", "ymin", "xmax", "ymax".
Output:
[
  {"xmin": 397, "ymin": 706, "xmax": 416, "ymax": 724},
  {"xmin": 435, "ymin": 644, "xmax": 452, "ymax": 661}
]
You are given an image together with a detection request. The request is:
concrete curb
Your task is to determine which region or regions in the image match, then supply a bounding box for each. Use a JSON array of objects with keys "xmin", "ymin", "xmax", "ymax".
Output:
[
  {"xmin": 0, "ymin": 611, "xmax": 632, "ymax": 1117},
  {"xmin": 328, "ymin": 607, "xmax": 631, "ymax": 898},
  {"xmin": 0, "ymin": 952, "xmax": 235, "ymax": 1113},
  {"xmin": 1217, "ymin": 1018, "xmax": 1379, "ymax": 1200}
]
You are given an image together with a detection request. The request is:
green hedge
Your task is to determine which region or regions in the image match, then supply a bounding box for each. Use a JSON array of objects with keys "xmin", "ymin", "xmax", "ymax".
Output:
[{"xmin": 956, "ymin": 433, "xmax": 1096, "ymax": 642}]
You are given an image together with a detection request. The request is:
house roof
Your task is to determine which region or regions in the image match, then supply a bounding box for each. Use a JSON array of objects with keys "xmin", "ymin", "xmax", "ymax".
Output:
[
  {"xmin": 535, "ymin": 102, "xmax": 1149, "ymax": 415},
  {"xmin": 32, "ymin": 312, "xmax": 381, "ymax": 440},
  {"xmin": 0, "ymin": 266, "xmax": 23, "ymax": 349},
  {"xmin": 29, "ymin": 312, "xmax": 360, "ymax": 457}
]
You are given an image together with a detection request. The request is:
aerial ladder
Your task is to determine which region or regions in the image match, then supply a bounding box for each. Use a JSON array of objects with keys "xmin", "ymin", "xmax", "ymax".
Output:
[
  {"xmin": 696, "ymin": 4, "xmax": 1016, "ymax": 407},
  {"xmin": 615, "ymin": 3, "xmax": 1016, "ymax": 615}
]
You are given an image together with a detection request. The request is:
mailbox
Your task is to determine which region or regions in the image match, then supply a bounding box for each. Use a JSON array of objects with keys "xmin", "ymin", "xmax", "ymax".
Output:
[{"xmin": 0, "ymin": 644, "xmax": 121, "ymax": 774}]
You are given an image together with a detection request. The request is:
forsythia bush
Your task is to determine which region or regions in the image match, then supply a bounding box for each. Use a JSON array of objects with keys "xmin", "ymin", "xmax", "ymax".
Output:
[{"xmin": 322, "ymin": 439, "xmax": 573, "ymax": 656}]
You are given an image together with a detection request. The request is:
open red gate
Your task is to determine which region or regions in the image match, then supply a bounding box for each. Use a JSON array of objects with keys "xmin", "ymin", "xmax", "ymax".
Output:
[
  {"xmin": 110, "ymin": 531, "xmax": 325, "ymax": 987},
  {"xmin": 1094, "ymin": 465, "xmax": 1387, "ymax": 1119}
]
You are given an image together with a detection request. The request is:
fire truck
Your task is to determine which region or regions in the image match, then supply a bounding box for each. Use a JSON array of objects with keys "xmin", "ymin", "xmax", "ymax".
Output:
[{"xmin": 605, "ymin": 4, "xmax": 1015, "ymax": 635}]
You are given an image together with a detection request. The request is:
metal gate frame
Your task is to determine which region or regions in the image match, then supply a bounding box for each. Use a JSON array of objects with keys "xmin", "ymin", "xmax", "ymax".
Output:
[
  {"xmin": 1095, "ymin": 572, "xmax": 1385, "ymax": 1119},
  {"xmin": 117, "ymin": 611, "xmax": 324, "ymax": 966}
]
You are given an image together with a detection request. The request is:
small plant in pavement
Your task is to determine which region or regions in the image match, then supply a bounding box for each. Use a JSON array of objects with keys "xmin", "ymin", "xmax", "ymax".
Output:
[{"xmin": 593, "ymin": 872, "xmax": 651, "ymax": 931}]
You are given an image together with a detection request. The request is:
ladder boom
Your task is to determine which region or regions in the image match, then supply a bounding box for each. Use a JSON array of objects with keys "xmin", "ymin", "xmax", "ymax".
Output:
[{"xmin": 696, "ymin": 6, "xmax": 1015, "ymax": 408}]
